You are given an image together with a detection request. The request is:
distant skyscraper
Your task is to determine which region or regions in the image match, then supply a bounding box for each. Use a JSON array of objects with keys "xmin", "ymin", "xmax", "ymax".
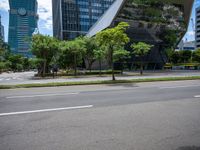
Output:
[
  {"xmin": 196, "ymin": 6, "xmax": 200, "ymax": 49},
  {"xmin": 8, "ymin": 0, "xmax": 38, "ymax": 57},
  {"xmin": 52, "ymin": 0, "xmax": 114, "ymax": 40},
  {"xmin": 0, "ymin": 15, "xmax": 4, "ymax": 41}
]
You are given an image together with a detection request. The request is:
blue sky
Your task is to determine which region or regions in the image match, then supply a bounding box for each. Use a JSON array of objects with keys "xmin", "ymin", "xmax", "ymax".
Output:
[{"xmin": 0, "ymin": 0, "xmax": 200, "ymax": 42}]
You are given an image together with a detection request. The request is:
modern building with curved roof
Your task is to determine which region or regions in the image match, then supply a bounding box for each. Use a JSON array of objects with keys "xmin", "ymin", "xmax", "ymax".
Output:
[{"xmin": 87, "ymin": 0, "xmax": 194, "ymax": 69}]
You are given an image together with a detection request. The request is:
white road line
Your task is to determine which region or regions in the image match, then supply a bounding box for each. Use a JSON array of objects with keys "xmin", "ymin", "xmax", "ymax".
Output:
[
  {"xmin": 194, "ymin": 95, "xmax": 200, "ymax": 98},
  {"xmin": 159, "ymin": 85, "xmax": 200, "ymax": 89},
  {"xmin": 6, "ymin": 92, "xmax": 79, "ymax": 99},
  {"xmin": 0, "ymin": 105, "xmax": 93, "ymax": 117}
]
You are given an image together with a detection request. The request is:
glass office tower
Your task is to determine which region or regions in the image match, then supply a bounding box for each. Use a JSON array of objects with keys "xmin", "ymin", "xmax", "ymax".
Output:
[
  {"xmin": 196, "ymin": 6, "xmax": 200, "ymax": 49},
  {"xmin": 8, "ymin": 0, "xmax": 38, "ymax": 57},
  {"xmin": 52, "ymin": 0, "xmax": 114, "ymax": 40},
  {"xmin": 0, "ymin": 15, "xmax": 5, "ymax": 41}
]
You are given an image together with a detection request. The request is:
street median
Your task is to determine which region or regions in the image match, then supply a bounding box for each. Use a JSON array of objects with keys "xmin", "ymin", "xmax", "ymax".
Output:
[{"xmin": 0, "ymin": 76, "xmax": 200, "ymax": 89}]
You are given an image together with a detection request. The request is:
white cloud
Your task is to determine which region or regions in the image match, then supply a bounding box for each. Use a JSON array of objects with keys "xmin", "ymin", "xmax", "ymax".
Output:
[
  {"xmin": 187, "ymin": 31, "xmax": 195, "ymax": 36},
  {"xmin": 37, "ymin": 0, "xmax": 52, "ymax": 30},
  {"xmin": 0, "ymin": 0, "xmax": 9, "ymax": 11}
]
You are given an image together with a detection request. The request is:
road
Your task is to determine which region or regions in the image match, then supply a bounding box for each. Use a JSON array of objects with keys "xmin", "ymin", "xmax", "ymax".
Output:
[
  {"xmin": 0, "ymin": 80, "xmax": 200, "ymax": 150},
  {"xmin": 0, "ymin": 70, "xmax": 200, "ymax": 85}
]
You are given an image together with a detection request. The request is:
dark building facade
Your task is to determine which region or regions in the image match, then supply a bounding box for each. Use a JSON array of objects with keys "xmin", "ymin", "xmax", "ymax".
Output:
[
  {"xmin": 196, "ymin": 6, "xmax": 200, "ymax": 49},
  {"xmin": 8, "ymin": 0, "xmax": 38, "ymax": 57},
  {"xmin": 88, "ymin": 0, "xmax": 194, "ymax": 69},
  {"xmin": 0, "ymin": 15, "xmax": 5, "ymax": 41},
  {"xmin": 52, "ymin": 0, "xmax": 114, "ymax": 40}
]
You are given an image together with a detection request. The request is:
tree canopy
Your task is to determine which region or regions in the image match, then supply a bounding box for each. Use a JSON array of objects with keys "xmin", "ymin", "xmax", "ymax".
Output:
[
  {"xmin": 95, "ymin": 22, "xmax": 130, "ymax": 80},
  {"xmin": 131, "ymin": 42, "xmax": 153, "ymax": 75}
]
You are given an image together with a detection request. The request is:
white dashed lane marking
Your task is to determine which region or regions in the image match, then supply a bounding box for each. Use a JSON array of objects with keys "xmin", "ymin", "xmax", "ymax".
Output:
[{"xmin": 0, "ymin": 105, "xmax": 93, "ymax": 117}]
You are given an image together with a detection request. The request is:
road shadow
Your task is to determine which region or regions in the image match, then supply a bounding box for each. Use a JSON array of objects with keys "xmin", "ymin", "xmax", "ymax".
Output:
[
  {"xmin": 105, "ymin": 83, "xmax": 139, "ymax": 88},
  {"xmin": 176, "ymin": 146, "xmax": 200, "ymax": 150}
]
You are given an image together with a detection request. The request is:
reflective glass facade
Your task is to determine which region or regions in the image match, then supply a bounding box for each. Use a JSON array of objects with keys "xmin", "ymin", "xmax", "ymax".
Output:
[
  {"xmin": 52, "ymin": 0, "xmax": 114, "ymax": 40},
  {"xmin": 8, "ymin": 0, "xmax": 38, "ymax": 57},
  {"xmin": 0, "ymin": 15, "xmax": 4, "ymax": 41},
  {"xmin": 196, "ymin": 6, "xmax": 200, "ymax": 49}
]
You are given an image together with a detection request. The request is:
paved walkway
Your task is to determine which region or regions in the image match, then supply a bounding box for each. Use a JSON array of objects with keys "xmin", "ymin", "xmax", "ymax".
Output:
[{"xmin": 0, "ymin": 70, "xmax": 200, "ymax": 85}]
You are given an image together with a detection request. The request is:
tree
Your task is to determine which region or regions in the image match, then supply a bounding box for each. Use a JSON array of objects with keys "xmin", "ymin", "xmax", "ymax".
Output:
[
  {"xmin": 94, "ymin": 48, "xmax": 105, "ymax": 75},
  {"xmin": 60, "ymin": 37, "xmax": 86, "ymax": 76},
  {"xmin": 84, "ymin": 37, "xmax": 97, "ymax": 72},
  {"xmin": 59, "ymin": 41, "xmax": 75, "ymax": 71},
  {"xmin": 170, "ymin": 51, "xmax": 180, "ymax": 64},
  {"xmin": 0, "ymin": 38, "xmax": 10, "ymax": 72},
  {"xmin": 131, "ymin": 42, "xmax": 153, "ymax": 75},
  {"xmin": 7, "ymin": 54, "xmax": 24, "ymax": 72},
  {"xmin": 179, "ymin": 50, "xmax": 192, "ymax": 63},
  {"xmin": 0, "ymin": 38, "xmax": 10, "ymax": 59},
  {"xmin": 28, "ymin": 58, "xmax": 41, "ymax": 70},
  {"xmin": 113, "ymin": 48, "xmax": 130, "ymax": 74},
  {"xmin": 194, "ymin": 49, "xmax": 200, "ymax": 63},
  {"xmin": 165, "ymin": 47, "xmax": 174, "ymax": 63},
  {"xmin": 96, "ymin": 22, "xmax": 130, "ymax": 80},
  {"xmin": 31, "ymin": 34, "xmax": 59, "ymax": 76},
  {"xmin": 22, "ymin": 57, "xmax": 30, "ymax": 71}
]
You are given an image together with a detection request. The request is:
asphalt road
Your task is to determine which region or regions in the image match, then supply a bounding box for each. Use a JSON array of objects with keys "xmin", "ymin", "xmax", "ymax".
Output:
[
  {"xmin": 0, "ymin": 70, "xmax": 200, "ymax": 85},
  {"xmin": 0, "ymin": 80, "xmax": 200, "ymax": 150}
]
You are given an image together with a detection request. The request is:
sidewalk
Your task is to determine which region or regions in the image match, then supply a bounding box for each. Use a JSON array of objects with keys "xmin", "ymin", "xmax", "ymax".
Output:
[{"xmin": 0, "ymin": 70, "xmax": 200, "ymax": 85}]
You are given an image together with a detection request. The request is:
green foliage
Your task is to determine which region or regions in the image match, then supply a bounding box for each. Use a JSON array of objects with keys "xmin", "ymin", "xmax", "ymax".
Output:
[
  {"xmin": 144, "ymin": 7, "xmax": 162, "ymax": 18},
  {"xmin": 96, "ymin": 22, "xmax": 130, "ymax": 80},
  {"xmin": 83, "ymin": 37, "xmax": 98, "ymax": 71},
  {"xmin": 94, "ymin": 47, "xmax": 106, "ymax": 75},
  {"xmin": 179, "ymin": 50, "xmax": 192, "ymax": 63},
  {"xmin": 31, "ymin": 34, "xmax": 59, "ymax": 76},
  {"xmin": 59, "ymin": 37, "xmax": 86, "ymax": 76},
  {"xmin": 28, "ymin": 58, "xmax": 41, "ymax": 69},
  {"xmin": 193, "ymin": 49, "xmax": 200, "ymax": 63},
  {"xmin": 113, "ymin": 49, "xmax": 130, "ymax": 62},
  {"xmin": 131, "ymin": 42, "xmax": 153, "ymax": 75},
  {"xmin": 167, "ymin": 50, "xmax": 193, "ymax": 64},
  {"xmin": 170, "ymin": 51, "xmax": 179, "ymax": 64},
  {"xmin": 131, "ymin": 42, "xmax": 152, "ymax": 57},
  {"xmin": 94, "ymin": 48, "xmax": 105, "ymax": 61},
  {"xmin": 114, "ymin": 49, "xmax": 130, "ymax": 74},
  {"xmin": 0, "ymin": 38, "xmax": 11, "ymax": 72},
  {"xmin": 161, "ymin": 30, "xmax": 178, "ymax": 48},
  {"xmin": 7, "ymin": 54, "xmax": 24, "ymax": 72}
]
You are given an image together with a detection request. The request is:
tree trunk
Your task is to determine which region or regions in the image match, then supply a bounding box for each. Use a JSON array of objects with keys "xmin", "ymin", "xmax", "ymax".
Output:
[
  {"xmin": 99, "ymin": 59, "xmax": 102, "ymax": 76},
  {"xmin": 88, "ymin": 61, "xmax": 92, "ymax": 72},
  {"xmin": 42, "ymin": 60, "xmax": 46, "ymax": 77},
  {"xmin": 74, "ymin": 54, "xmax": 77, "ymax": 76},
  {"xmin": 111, "ymin": 54, "xmax": 115, "ymax": 81},
  {"xmin": 140, "ymin": 57, "xmax": 143, "ymax": 75},
  {"xmin": 53, "ymin": 71, "xmax": 55, "ymax": 78},
  {"xmin": 140, "ymin": 63, "xmax": 143, "ymax": 75},
  {"xmin": 121, "ymin": 63, "xmax": 124, "ymax": 75}
]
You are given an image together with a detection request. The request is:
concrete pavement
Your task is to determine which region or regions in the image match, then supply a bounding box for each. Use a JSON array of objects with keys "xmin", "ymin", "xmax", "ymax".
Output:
[
  {"xmin": 0, "ymin": 80, "xmax": 200, "ymax": 150},
  {"xmin": 0, "ymin": 70, "xmax": 200, "ymax": 85}
]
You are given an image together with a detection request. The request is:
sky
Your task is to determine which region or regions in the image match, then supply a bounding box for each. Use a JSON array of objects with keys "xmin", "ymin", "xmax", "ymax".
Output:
[{"xmin": 0, "ymin": 0, "xmax": 200, "ymax": 42}]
